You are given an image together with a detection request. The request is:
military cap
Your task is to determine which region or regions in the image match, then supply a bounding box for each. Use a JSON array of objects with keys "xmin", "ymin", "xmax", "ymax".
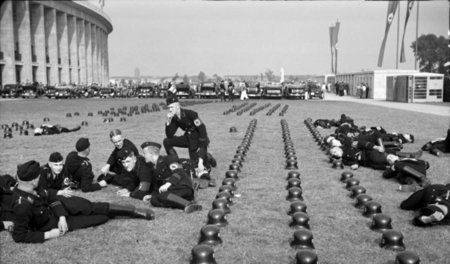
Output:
[
  {"xmin": 117, "ymin": 147, "xmax": 133, "ymax": 161},
  {"xmin": 141, "ymin": 141, "xmax": 162, "ymax": 150},
  {"xmin": 166, "ymin": 96, "xmax": 179, "ymax": 106},
  {"xmin": 17, "ymin": 160, "xmax": 40, "ymax": 181},
  {"xmin": 75, "ymin": 137, "xmax": 90, "ymax": 152},
  {"xmin": 49, "ymin": 152, "xmax": 63, "ymax": 162}
]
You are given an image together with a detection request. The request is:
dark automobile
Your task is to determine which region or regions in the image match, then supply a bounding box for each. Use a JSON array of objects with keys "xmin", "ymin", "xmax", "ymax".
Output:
[
  {"xmin": 1, "ymin": 84, "xmax": 22, "ymax": 98},
  {"xmin": 247, "ymin": 82, "xmax": 262, "ymax": 99},
  {"xmin": 175, "ymin": 83, "xmax": 196, "ymax": 98},
  {"xmin": 307, "ymin": 82, "xmax": 324, "ymax": 100},
  {"xmin": 45, "ymin": 86, "xmax": 56, "ymax": 98},
  {"xmin": 262, "ymin": 84, "xmax": 283, "ymax": 99},
  {"xmin": 54, "ymin": 87, "xmax": 72, "ymax": 99},
  {"xmin": 99, "ymin": 88, "xmax": 115, "ymax": 98},
  {"xmin": 137, "ymin": 85, "xmax": 153, "ymax": 98},
  {"xmin": 156, "ymin": 84, "xmax": 168, "ymax": 98},
  {"xmin": 199, "ymin": 82, "xmax": 217, "ymax": 98},
  {"xmin": 21, "ymin": 85, "xmax": 39, "ymax": 98},
  {"xmin": 285, "ymin": 83, "xmax": 307, "ymax": 99}
]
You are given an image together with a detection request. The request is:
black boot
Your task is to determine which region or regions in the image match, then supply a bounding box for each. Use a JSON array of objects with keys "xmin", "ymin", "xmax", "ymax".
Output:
[
  {"xmin": 108, "ymin": 204, "xmax": 155, "ymax": 220},
  {"xmin": 396, "ymin": 150, "xmax": 423, "ymax": 159},
  {"xmin": 207, "ymin": 152, "xmax": 217, "ymax": 168},
  {"xmin": 166, "ymin": 193, "xmax": 202, "ymax": 214}
]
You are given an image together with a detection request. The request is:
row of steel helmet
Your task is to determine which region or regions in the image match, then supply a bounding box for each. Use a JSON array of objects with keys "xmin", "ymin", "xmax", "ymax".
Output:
[
  {"xmin": 222, "ymin": 101, "xmax": 249, "ymax": 115},
  {"xmin": 305, "ymin": 117, "xmax": 421, "ymax": 263},
  {"xmin": 189, "ymin": 119, "xmax": 257, "ymax": 264},
  {"xmin": 2, "ymin": 120, "xmax": 34, "ymax": 138},
  {"xmin": 342, "ymin": 170, "xmax": 421, "ymax": 263}
]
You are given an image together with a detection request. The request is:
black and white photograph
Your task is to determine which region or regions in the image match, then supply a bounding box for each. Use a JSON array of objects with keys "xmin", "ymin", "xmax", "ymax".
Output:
[{"xmin": 0, "ymin": 0, "xmax": 449, "ymax": 263}]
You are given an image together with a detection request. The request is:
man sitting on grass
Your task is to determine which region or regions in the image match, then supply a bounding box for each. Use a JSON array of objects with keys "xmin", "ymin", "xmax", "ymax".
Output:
[
  {"xmin": 141, "ymin": 141, "xmax": 202, "ymax": 214},
  {"xmin": 11, "ymin": 160, "xmax": 154, "ymax": 243}
]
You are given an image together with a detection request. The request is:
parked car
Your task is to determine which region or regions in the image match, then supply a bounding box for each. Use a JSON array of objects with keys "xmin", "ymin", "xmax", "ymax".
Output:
[
  {"xmin": 99, "ymin": 88, "xmax": 115, "ymax": 98},
  {"xmin": 307, "ymin": 82, "xmax": 324, "ymax": 100},
  {"xmin": 45, "ymin": 86, "xmax": 56, "ymax": 98},
  {"xmin": 54, "ymin": 87, "xmax": 72, "ymax": 99},
  {"xmin": 1, "ymin": 84, "xmax": 22, "ymax": 98},
  {"xmin": 137, "ymin": 85, "xmax": 154, "ymax": 98},
  {"xmin": 176, "ymin": 83, "xmax": 196, "ymax": 98},
  {"xmin": 262, "ymin": 83, "xmax": 283, "ymax": 99},
  {"xmin": 285, "ymin": 83, "xmax": 307, "ymax": 99},
  {"xmin": 199, "ymin": 82, "xmax": 217, "ymax": 98},
  {"xmin": 247, "ymin": 82, "xmax": 262, "ymax": 99}
]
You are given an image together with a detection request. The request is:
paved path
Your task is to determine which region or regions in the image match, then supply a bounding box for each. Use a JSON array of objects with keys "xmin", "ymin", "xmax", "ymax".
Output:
[{"xmin": 324, "ymin": 93, "xmax": 450, "ymax": 117}]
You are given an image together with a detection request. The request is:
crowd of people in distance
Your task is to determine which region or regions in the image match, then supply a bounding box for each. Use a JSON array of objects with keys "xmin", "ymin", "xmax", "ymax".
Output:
[
  {"xmin": 0, "ymin": 93, "xmax": 216, "ymax": 243},
  {"xmin": 314, "ymin": 114, "xmax": 450, "ymax": 227}
]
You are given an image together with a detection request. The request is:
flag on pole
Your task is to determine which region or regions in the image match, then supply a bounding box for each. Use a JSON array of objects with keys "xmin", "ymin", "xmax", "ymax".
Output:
[
  {"xmin": 377, "ymin": 1, "xmax": 399, "ymax": 67},
  {"xmin": 280, "ymin": 68, "xmax": 285, "ymax": 84},
  {"xmin": 400, "ymin": 0, "xmax": 415, "ymax": 63},
  {"xmin": 329, "ymin": 26, "xmax": 335, "ymax": 73},
  {"xmin": 333, "ymin": 21, "xmax": 340, "ymax": 52}
]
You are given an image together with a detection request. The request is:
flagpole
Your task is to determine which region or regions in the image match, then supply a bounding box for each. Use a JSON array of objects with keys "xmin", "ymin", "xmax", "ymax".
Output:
[
  {"xmin": 415, "ymin": 1, "xmax": 419, "ymax": 70},
  {"xmin": 396, "ymin": 2, "xmax": 400, "ymax": 69}
]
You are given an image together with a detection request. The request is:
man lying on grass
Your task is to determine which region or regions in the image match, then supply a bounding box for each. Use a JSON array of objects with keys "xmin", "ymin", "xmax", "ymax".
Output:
[{"xmin": 11, "ymin": 160, "xmax": 154, "ymax": 243}]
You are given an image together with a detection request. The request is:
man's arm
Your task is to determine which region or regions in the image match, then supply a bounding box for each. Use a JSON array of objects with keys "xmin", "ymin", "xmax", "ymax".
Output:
[
  {"xmin": 12, "ymin": 202, "xmax": 46, "ymax": 243},
  {"xmin": 76, "ymin": 163, "xmax": 102, "ymax": 192}
]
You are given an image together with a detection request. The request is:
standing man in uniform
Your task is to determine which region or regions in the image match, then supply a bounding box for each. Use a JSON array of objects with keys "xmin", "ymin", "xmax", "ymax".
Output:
[
  {"xmin": 219, "ymin": 80, "xmax": 226, "ymax": 102},
  {"xmin": 11, "ymin": 160, "xmax": 154, "ymax": 243},
  {"xmin": 65, "ymin": 137, "xmax": 108, "ymax": 192},
  {"xmin": 98, "ymin": 129, "xmax": 139, "ymax": 185},
  {"xmin": 163, "ymin": 96, "xmax": 216, "ymax": 184},
  {"xmin": 227, "ymin": 79, "xmax": 235, "ymax": 102},
  {"xmin": 141, "ymin": 141, "xmax": 202, "ymax": 213}
]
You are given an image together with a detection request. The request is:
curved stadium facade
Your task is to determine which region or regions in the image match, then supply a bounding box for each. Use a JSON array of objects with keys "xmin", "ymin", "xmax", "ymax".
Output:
[{"xmin": 0, "ymin": 0, "xmax": 113, "ymax": 87}]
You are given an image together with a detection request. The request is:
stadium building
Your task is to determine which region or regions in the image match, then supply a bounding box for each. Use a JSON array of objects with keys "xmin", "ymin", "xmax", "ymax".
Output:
[{"xmin": 0, "ymin": 0, "xmax": 112, "ymax": 87}]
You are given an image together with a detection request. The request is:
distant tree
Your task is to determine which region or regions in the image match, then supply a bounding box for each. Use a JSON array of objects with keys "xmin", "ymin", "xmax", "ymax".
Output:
[
  {"xmin": 265, "ymin": 69, "xmax": 275, "ymax": 82},
  {"xmin": 183, "ymin": 74, "xmax": 189, "ymax": 84},
  {"xmin": 172, "ymin": 73, "xmax": 179, "ymax": 81},
  {"xmin": 212, "ymin": 74, "xmax": 221, "ymax": 83},
  {"xmin": 411, "ymin": 34, "xmax": 448, "ymax": 73},
  {"xmin": 198, "ymin": 71, "xmax": 206, "ymax": 83}
]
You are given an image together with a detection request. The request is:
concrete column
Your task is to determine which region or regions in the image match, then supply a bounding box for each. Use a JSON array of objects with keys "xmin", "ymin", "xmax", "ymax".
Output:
[
  {"xmin": 105, "ymin": 32, "xmax": 109, "ymax": 84},
  {"xmin": 98, "ymin": 28, "xmax": 103, "ymax": 85},
  {"xmin": 15, "ymin": 1, "xmax": 33, "ymax": 84},
  {"xmin": 85, "ymin": 21, "xmax": 92, "ymax": 84},
  {"xmin": 44, "ymin": 7, "xmax": 58, "ymax": 85},
  {"xmin": 56, "ymin": 11, "xmax": 69, "ymax": 84},
  {"xmin": 30, "ymin": 3, "xmax": 46, "ymax": 84},
  {"xmin": 0, "ymin": 0, "xmax": 16, "ymax": 85},
  {"xmin": 101, "ymin": 30, "xmax": 106, "ymax": 85},
  {"xmin": 91, "ymin": 24, "xmax": 98, "ymax": 84},
  {"xmin": 77, "ymin": 18, "xmax": 86, "ymax": 84},
  {"xmin": 67, "ymin": 15, "xmax": 77, "ymax": 84}
]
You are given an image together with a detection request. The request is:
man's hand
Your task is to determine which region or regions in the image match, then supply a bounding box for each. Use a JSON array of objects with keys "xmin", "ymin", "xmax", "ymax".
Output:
[
  {"xmin": 166, "ymin": 112, "xmax": 174, "ymax": 125},
  {"xmin": 58, "ymin": 216, "xmax": 68, "ymax": 235},
  {"xmin": 373, "ymin": 145, "xmax": 385, "ymax": 152},
  {"xmin": 57, "ymin": 187, "xmax": 74, "ymax": 197},
  {"xmin": 143, "ymin": 195, "xmax": 152, "ymax": 202},
  {"xmin": 44, "ymin": 228, "xmax": 62, "ymax": 240},
  {"xmin": 117, "ymin": 189, "xmax": 130, "ymax": 197},
  {"xmin": 99, "ymin": 180, "xmax": 108, "ymax": 187},
  {"xmin": 100, "ymin": 164, "xmax": 110, "ymax": 175},
  {"xmin": 159, "ymin": 183, "xmax": 171, "ymax": 193}
]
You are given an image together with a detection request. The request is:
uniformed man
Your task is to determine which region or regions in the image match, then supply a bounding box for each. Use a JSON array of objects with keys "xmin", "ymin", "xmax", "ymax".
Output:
[
  {"xmin": 0, "ymin": 174, "xmax": 16, "ymax": 232},
  {"xmin": 65, "ymin": 138, "xmax": 108, "ymax": 192},
  {"xmin": 422, "ymin": 126, "xmax": 450, "ymax": 156},
  {"xmin": 11, "ymin": 160, "xmax": 154, "ymax": 243},
  {"xmin": 38, "ymin": 152, "xmax": 75, "ymax": 198},
  {"xmin": 219, "ymin": 80, "xmax": 226, "ymax": 102},
  {"xmin": 163, "ymin": 96, "xmax": 216, "ymax": 181},
  {"xmin": 115, "ymin": 147, "xmax": 152, "ymax": 201},
  {"xmin": 34, "ymin": 124, "xmax": 81, "ymax": 136},
  {"xmin": 400, "ymin": 183, "xmax": 450, "ymax": 226},
  {"xmin": 383, "ymin": 155, "xmax": 431, "ymax": 188},
  {"xmin": 141, "ymin": 141, "xmax": 202, "ymax": 214},
  {"xmin": 227, "ymin": 80, "xmax": 235, "ymax": 101},
  {"xmin": 98, "ymin": 129, "xmax": 139, "ymax": 184}
]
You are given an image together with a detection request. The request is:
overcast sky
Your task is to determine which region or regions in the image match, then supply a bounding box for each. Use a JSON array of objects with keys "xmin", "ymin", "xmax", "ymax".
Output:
[{"xmin": 103, "ymin": 0, "xmax": 448, "ymax": 77}]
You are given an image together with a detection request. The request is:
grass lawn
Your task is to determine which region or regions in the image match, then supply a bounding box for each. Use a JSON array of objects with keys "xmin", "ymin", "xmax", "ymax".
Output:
[{"xmin": 0, "ymin": 97, "xmax": 449, "ymax": 264}]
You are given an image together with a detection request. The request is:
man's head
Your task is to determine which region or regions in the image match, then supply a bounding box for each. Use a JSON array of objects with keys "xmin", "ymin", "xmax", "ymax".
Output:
[
  {"xmin": 76, "ymin": 137, "xmax": 90, "ymax": 156},
  {"xmin": 141, "ymin": 141, "xmax": 161, "ymax": 164},
  {"xmin": 166, "ymin": 96, "xmax": 180, "ymax": 116},
  {"xmin": 117, "ymin": 147, "xmax": 136, "ymax": 172},
  {"xmin": 17, "ymin": 160, "xmax": 41, "ymax": 186},
  {"xmin": 48, "ymin": 152, "xmax": 64, "ymax": 175},
  {"xmin": 109, "ymin": 129, "xmax": 124, "ymax": 149}
]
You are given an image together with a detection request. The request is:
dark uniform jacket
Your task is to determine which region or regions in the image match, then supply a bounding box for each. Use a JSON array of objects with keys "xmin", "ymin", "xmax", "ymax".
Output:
[
  {"xmin": 65, "ymin": 151, "xmax": 101, "ymax": 192},
  {"xmin": 38, "ymin": 164, "xmax": 71, "ymax": 196},
  {"xmin": 152, "ymin": 156, "xmax": 193, "ymax": 191},
  {"xmin": 119, "ymin": 156, "xmax": 152, "ymax": 200},
  {"xmin": 383, "ymin": 158, "xmax": 428, "ymax": 186},
  {"xmin": 165, "ymin": 108, "xmax": 209, "ymax": 149},
  {"xmin": 0, "ymin": 175, "xmax": 16, "ymax": 230},
  {"xmin": 400, "ymin": 184, "xmax": 450, "ymax": 211},
  {"xmin": 106, "ymin": 139, "xmax": 139, "ymax": 174},
  {"xmin": 11, "ymin": 187, "xmax": 67, "ymax": 243}
]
